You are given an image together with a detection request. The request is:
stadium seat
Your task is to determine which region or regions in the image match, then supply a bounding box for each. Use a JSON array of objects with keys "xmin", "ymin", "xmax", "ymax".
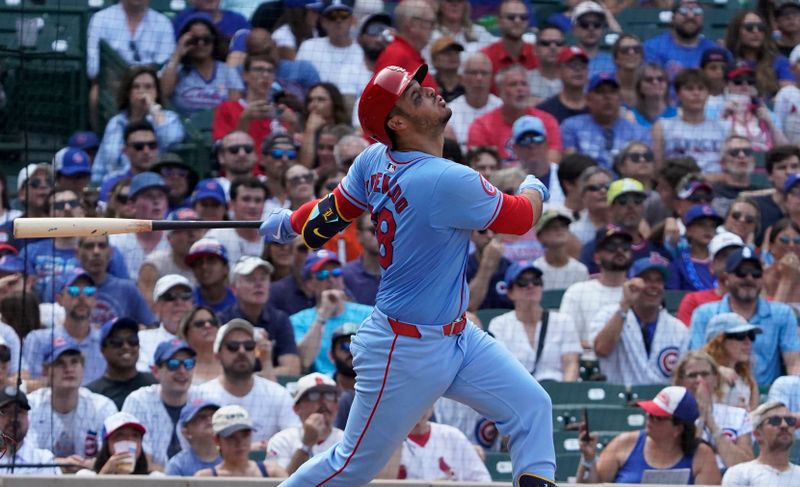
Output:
[
  {"xmin": 484, "ymin": 451, "xmax": 513, "ymax": 481},
  {"xmin": 614, "ymin": 8, "xmax": 670, "ymax": 41},
  {"xmin": 476, "ymin": 307, "xmax": 509, "ymax": 328},
  {"xmin": 552, "ymin": 406, "xmax": 579, "ymax": 431},
  {"xmin": 664, "ymin": 289, "xmax": 687, "ymax": 315},
  {"xmin": 555, "ymin": 452, "xmax": 580, "ymax": 482},
  {"xmin": 543, "ymin": 381, "xmax": 628, "ymax": 408},
  {"xmin": 541, "ymin": 288, "xmax": 565, "ymax": 310},
  {"xmin": 628, "ymin": 383, "xmax": 666, "ymax": 404},
  {"xmin": 249, "ymin": 449, "xmax": 266, "ymax": 462},
  {"xmin": 553, "ymin": 431, "xmax": 580, "ymax": 455},
  {"xmin": 587, "ymin": 407, "xmax": 646, "ymax": 433}
]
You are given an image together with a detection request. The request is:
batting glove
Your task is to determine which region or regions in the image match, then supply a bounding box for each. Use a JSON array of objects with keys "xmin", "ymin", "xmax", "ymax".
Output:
[
  {"xmin": 518, "ymin": 175, "xmax": 550, "ymax": 202},
  {"xmin": 259, "ymin": 208, "xmax": 298, "ymax": 244}
]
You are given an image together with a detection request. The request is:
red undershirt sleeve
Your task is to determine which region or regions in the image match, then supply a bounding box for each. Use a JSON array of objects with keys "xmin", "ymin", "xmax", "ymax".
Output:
[{"xmin": 487, "ymin": 193, "xmax": 534, "ymax": 235}]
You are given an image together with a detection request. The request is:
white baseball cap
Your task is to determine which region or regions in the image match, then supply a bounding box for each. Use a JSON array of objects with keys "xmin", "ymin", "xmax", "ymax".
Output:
[
  {"xmin": 637, "ymin": 386, "xmax": 699, "ymax": 423},
  {"xmin": 709, "ymin": 232, "xmax": 744, "ymax": 259},
  {"xmin": 232, "ymin": 256, "xmax": 274, "ymax": 277},
  {"xmin": 293, "ymin": 372, "xmax": 337, "ymax": 404},
  {"xmin": 572, "ymin": 1, "xmax": 604, "ymax": 23},
  {"xmin": 153, "ymin": 274, "xmax": 192, "ymax": 302},
  {"xmin": 213, "ymin": 318, "xmax": 255, "ymax": 353},
  {"xmin": 16, "ymin": 163, "xmax": 52, "ymax": 191},
  {"xmin": 103, "ymin": 411, "xmax": 146, "ymax": 439},
  {"xmin": 212, "ymin": 405, "xmax": 254, "ymax": 437}
]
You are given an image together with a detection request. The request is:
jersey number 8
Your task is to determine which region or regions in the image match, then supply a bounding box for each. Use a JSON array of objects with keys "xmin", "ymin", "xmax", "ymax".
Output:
[{"xmin": 375, "ymin": 209, "xmax": 396, "ymax": 269}]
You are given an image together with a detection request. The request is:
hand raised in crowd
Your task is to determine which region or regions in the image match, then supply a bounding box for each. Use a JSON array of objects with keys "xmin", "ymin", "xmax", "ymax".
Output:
[
  {"xmin": 694, "ymin": 376, "xmax": 714, "ymax": 425},
  {"xmin": 482, "ymin": 236, "xmax": 505, "ymax": 271},
  {"xmin": 717, "ymin": 365, "xmax": 738, "ymax": 386},
  {"xmin": 664, "ymin": 217, "xmax": 680, "ymax": 248},
  {"xmin": 174, "ymin": 31, "xmax": 195, "ymax": 59},
  {"xmin": 620, "ymin": 277, "xmax": 645, "ymax": 310},
  {"xmin": 97, "ymin": 451, "xmax": 135, "ymax": 475},
  {"xmin": 577, "ymin": 421, "xmax": 599, "ymax": 461},
  {"xmin": 242, "ymin": 100, "xmax": 274, "ymax": 121},
  {"xmin": 317, "ymin": 289, "xmax": 346, "ymax": 321},
  {"xmin": 255, "ymin": 328, "xmax": 273, "ymax": 364},
  {"xmin": 777, "ymin": 252, "xmax": 800, "ymax": 283},
  {"xmin": 305, "ymin": 111, "xmax": 327, "ymax": 134},
  {"xmin": 301, "ymin": 413, "xmax": 329, "ymax": 447}
]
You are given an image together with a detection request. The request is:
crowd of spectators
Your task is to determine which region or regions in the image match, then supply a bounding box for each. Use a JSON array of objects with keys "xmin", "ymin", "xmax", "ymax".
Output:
[{"xmin": 5, "ymin": 0, "xmax": 800, "ymax": 483}]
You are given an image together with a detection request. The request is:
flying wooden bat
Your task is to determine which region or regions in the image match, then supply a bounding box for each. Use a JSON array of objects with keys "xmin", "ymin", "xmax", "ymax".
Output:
[{"xmin": 13, "ymin": 218, "xmax": 261, "ymax": 239}]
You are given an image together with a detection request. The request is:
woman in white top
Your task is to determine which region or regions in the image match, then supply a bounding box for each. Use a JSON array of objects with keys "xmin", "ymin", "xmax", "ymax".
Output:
[
  {"xmin": 178, "ymin": 306, "xmax": 222, "ymax": 385},
  {"xmin": 488, "ymin": 262, "xmax": 581, "ymax": 382},
  {"xmin": 702, "ymin": 313, "xmax": 761, "ymax": 411},
  {"xmin": 569, "ymin": 166, "xmax": 612, "ymax": 245}
]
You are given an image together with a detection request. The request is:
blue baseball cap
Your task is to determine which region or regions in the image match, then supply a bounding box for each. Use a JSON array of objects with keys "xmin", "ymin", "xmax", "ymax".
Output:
[
  {"xmin": 175, "ymin": 11, "xmax": 218, "ymax": 40},
  {"xmin": 638, "ymin": 386, "xmax": 699, "ymax": 423},
  {"xmin": 99, "ymin": 317, "xmax": 139, "ymax": 346},
  {"xmin": 512, "ymin": 116, "xmax": 546, "ymax": 144},
  {"xmin": 628, "ymin": 253, "xmax": 671, "ymax": 280},
  {"xmin": 44, "ymin": 335, "xmax": 82, "ymax": 364},
  {"xmin": 68, "ymin": 131, "xmax": 99, "ymax": 151},
  {"xmin": 180, "ymin": 399, "xmax": 220, "ymax": 426},
  {"xmin": 683, "ymin": 204, "xmax": 723, "ymax": 226},
  {"xmin": 504, "ymin": 260, "xmax": 543, "ymax": 286},
  {"xmin": 191, "ymin": 179, "xmax": 227, "ymax": 206},
  {"xmin": 153, "ymin": 338, "xmax": 196, "ymax": 365},
  {"xmin": 130, "ymin": 172, "xmax": 169, "ymax": 199},
  {"xmin": 705, "ymin": 312, "xmax": 763, "ymax": 342},
  {"xmin": 587, "ymin": 72, "xmax": 619, "ymax": 92},
  {"xmin": 725, "ymin": 246, "xmax": 762, "ymax": 273},
  {"xmin": 57, "ymin": 267, "xmax": 95, "ymax": 293},
  {"xmin": 186, "ymin": 237, "xmax": 228, "ymax": 266},
  {"xmin": 53, "ymin": 147, "xmax": 91, "ymax": 176},
  {"xmin": 303, "ymin": 249, "xmax": 341, "ymax": 277},
  {"xmin": 311, "ymin": 0, "xmax": 354, "ymax": 14},
  {"xmin": 0, "ymin": 255, "xmax": 26, "ymax": 274},
  {"xmin": 784, "ymin": 173, "xmax": 800, "ymax": 193}
]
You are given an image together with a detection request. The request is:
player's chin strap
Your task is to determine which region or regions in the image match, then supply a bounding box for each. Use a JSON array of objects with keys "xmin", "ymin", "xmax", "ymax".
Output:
[
  {"xmin": 517, "ymin": 473, "xmax": 558, "ymax": 487},
  {"xmin": 300, "ymin": 192, "xmax": 352, "ymax": 249}
]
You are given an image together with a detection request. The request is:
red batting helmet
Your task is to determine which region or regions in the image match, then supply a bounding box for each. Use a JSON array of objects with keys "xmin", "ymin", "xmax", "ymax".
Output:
[{"xmin": 358, "ymin": 64, "xmax": 428, "ymax": 146}]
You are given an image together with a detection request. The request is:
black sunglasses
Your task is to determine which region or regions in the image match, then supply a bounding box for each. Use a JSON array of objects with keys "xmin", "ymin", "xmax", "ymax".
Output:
[
  {"xmin": 161, "ymin": 290, "xmax": 193, "ymax": 302},
  {"xmin": 731, "ymin": 211, "xmax": 756, "ymax": 224},
  {"xmin": 765, "ymin": 415, "xmax": 798, "ymax": 427},
  {"xmin": 618, "ymin": 45, "xmax": 642, "ymax": 55},
  {"xmin": 130, "ymin": 141, "xmax": 158, "ymax": 151},
  {"xmin": 28, "ymin": 178, "xmax": 51, "ymax": 189},
  {"xmin": 727, "ymin": 148, "xmax": 754, "ymax": 157},
  {"xmin": 226, "ymin": 144, "xmax": 254, "ymax": 155},
  {"xmin": 53, "ymin": 199, "xmax": 81, "ymax": 210},
  {"xmin": 626, "ymin": 151, "xmax": 654, "ymax": 163},
  {"xmin": 224, "ymin": 340, "xmax": 257, "ymax": 353},
  {"xmin": 613, "ymin": 194, "xmax": 646, "ymax": 206},
  {"xmin": 538, "ymin": 39, "xmax": 564, "ymax": 47},
  {"xmin": 192, "ymin": 318, "xmax": 219, "ymax": 329},
  {"xmin": 733, "ymin": 267, "xmax": 763, "ymax": 279},
  {"xmin": 584, "ymin": 183, "xmax": 610, "ymax": 193},
  {"xmin": 687, "ymin": 193, "xmax": 713, "ymax": 204},
  {"xmin": 513, "ymin": 275, "xmax": 543, "ymax": 288},
  {"xmin": 726, "ymin": 330, "xmax": 757, "ymax": 341},
  {"xmin": 578, "ymin": 20, "xmax": 605, "ymax": 30},
  {"xmin": 187, "ymin": 35, "xmax": 214, "ymax": 46},
  {"xmin": 303, "ymin": 390, "xmax": 339, "ymax": 402},
  {"xmin": 601, "ymin": 240, "xmax": 632, "ymax": 253},
  {"xmin": 106, "ymin": 336, "xmax": 140, "ymax": 348},
  {"xmin": 742, "ymin": 22, "xmax": 767, "ymax": 33},
  {"xmin": 732, "ymin": 77, "xmax": 756, "ymax": 87}
]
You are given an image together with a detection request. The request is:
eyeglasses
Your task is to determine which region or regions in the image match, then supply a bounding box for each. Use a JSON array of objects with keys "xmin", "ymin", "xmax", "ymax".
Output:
[
  {"xmin": 684, "ymin": 370, "xmax": 712, "ymax": 379},
  {"xmin": 731, "ymin": 211, "xmax": 756, "ymax": 224},
  {"xmin": 223, "ymin": 340, "xmax": 257, "ymax": 353},
  {"xmin": 248, "ymin": 66, "xmax": 275, "ymax": 75},
  {"xmin": 513, "ymin": 275, "xmax": 543, "ymax": 288},
  {"xmin": 315, "ymin": 268, "xmax": 343, "ymax": 281},
  {"xmin": 106, "ymin": 336, "xmax": 140, "ymax": 348},
  {"xmin": 517, "ymin": 134, "xmax": 545, "ymax": 147},
  {"xmin": 288, "ymin": 173, "xmax": 314, "ymax": 186},
  {"xmin": 502, "ymin": 13, "xmax": 527, "ymax": 22},
  {"xmin": 270, "ymin": 148, "xmax": 297, "ymax": 160},
  {"xmin": 538, "ymin": 39, "xmax": 564, "ymax": 47},
  {"xmin": 584, "ymin": 183, "xmax": 610, "ymax": 193},
  {"xmin": 600, "ymin": 240, "xmax": 632, "ymax": 253},
  {"xmin": 727, "ymin": 147, "xmax": 754, "ymax": 157},
  {"xmin": 225, "ymin": 144, "xmax": 254, "ymax": 155},
  {"xmin": 53, "ymin": 199, "xmax": 80, "ymax": 210},
  {"xmin": 187, "ymin": 35, "xmax": 214, "ymax": 46},
  {"xmin": 643, "ymin": 75, "xmax": 666, "ymax": 84},
  {"xmin": 742, "ymin": 22, "xmax": 767, "ymax": 33},
  {"xmin": 765, "ymin": 415, "xmax": 798, "ymax": 427},
  {"xmin": 129, "ymin": 141, "xmax": 158, "ymax": 151},
  {"xmin": 676, "ymin": 5, "xmax": 703, "ymax": 16},
  {"xmin": 161, "ymin": 167, "xmax": 188, "ymax": 178},
  {"xmin": 67, "ymin": 285, "xmax": 97, "ymax": 297},
  {"xmin": 28, "ymin": 178, "xmax": 51, "ymax": 189},
  {"xmin": 161, "ymin": 291, "xmax": 193, "ymax": 302},
  {"xmin": 325, "ymin": 10, "xmax": 352, "ymax": 21},
  {"xmin": 726, "ymin": 330, "xmax": 757, "ymax": 341},
  {"xmin": 778, "ymin": 235, "xmax": 800, "ymax": 245},
  {"xmin": 578, "ymin": 20, "xmax": 605, "ymax": 30},
  {"xmin": 129, "ymin": 40, "xmax": 141, "ymax": 62},
  {"xmin": 192, "ymin": 318, "xmax": 219, "ymax": 329},
  {"xmin": 733, "ymin": 267, "xmax": 763, "ymax": 279},
  {"xmin": 618, "ymin": 45, "xmax": 642, "ymax": 55},
  {"xmin": 626, "ymin": 151, "xmax": 654, "ymax": 163},
  {"xmin": 731, "ymin": 77, "xmax": 756, "ymax": 86},
  {"xmin": 163, "ymin": 358, "xmax": 196, "ymax": 371},
  {"xmin": 302, "ymin": 390, "xmax": 338, "ymax": 402},
  {"xmin": 613, "ymin": 194, "xmax": 646, "ymax": 206}
]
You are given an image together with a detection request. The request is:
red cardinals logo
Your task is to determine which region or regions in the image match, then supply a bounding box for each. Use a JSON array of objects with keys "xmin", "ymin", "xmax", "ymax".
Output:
[{"xmin": 479, "ymin": 174, "xmax": 497, "ymax": 196}]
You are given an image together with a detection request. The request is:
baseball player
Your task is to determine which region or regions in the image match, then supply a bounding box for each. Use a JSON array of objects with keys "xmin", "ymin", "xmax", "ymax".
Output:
[{"xmin": 260, "ymin": 64, "xmax": 555, "ymax": 486}]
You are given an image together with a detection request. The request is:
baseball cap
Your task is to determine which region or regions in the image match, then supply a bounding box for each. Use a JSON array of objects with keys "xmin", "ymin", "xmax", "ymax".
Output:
[
  {"xmin": 430, "ymin": 36, "xmax": 464, "ymax": 57},
  {"xmin": 313, "ymin": 0, "xmax": 353, "ymax": 15},
  {"xmin": 587, "ymin": 72, "xmax": 619, "ymax": 92},
  {"xmin": 776, "ymin": 0, "xmax": 800, "ymax": 11},
  {"xmin": 558, "ymin": 46, "xmax": 589, "ymax": 64},
  {"xmin": 102, "ymin": 411, "xmax": 146, "ymax": 439},
  {"xmin": 628, "ymin": 253, "xmax": 670, "ymax": 280},
  {"xmin": 535, "ymin": 207, "xmax": 573, "ymax": 233},
  {"xmin": 153, "ymin": 274, "xmax": 192, "ymax": 302},
  {"xmin": 213, "ymin": 318, "xmax": 255, "ymax": 353},
  {"xmin": 700, "ymin": 47, "xmax": 730, "ymax": 68},
  {"xmin": 212, "ymin": 405, "xmax": 254, "ymax": 437},
  {"xmin": 68, "ymin": 131, "xmax": 99, "ymax": 151},
  {"xmin": 191, "ymin": 178, "xmax": 227, "ymax": 205},
  {"xmin": 572, "ymin": 1, "xmax": 604, "ymax": 22},
  {"xmin": 53, "ymin": 147, "xmax": 91, "ymax": 176},
  {"xmin": 262, "ymin": 133, "xmax": 297, "ymax": 154},
  {"xmin": 180, "ymin": 399, "xmax": 220, "ymax": 426},
  {"xmin": 99, "ymin": 317, "xmax": 139, "ymax": 346},
  {"xmin": 17, "ymin": 163, "xmax": 52, "ymax": 191},
  {"xmin": 0, "ymin": 244, "xmax": 18, "ymax": 257},
  {"xmin": 359, "ymin": 12, "xmax": 392, "ymax": 36},
  {"xmin": 683, "ymin": 204, "xmax": 723, "ymax": 226},
  {"xmin": 595, "ymin": 224, "xmax": 633, "ymax": 246},
  {"xmin": 44, "ymin": 335, "xmax": 82, "ymax": 364},
  {"xmin": 725, "ymin": 246, "xmax": 761, "ymax": 273},
  {"xmin": 751, "ymin": 400, "xmax": 788, "ymax": 428},
  {"xmin": 705, "ymin": 312, "xmax": 763, "ymax": 342},
  {"xmin": 709, "ymin": 232, "xmax": 744, "ymax": 259},
  {"xmin": 726, "ymin": 63, "xmax": 755, "ymax": 81},
  {"xmin": 784, "ymin": 173, "xmax": 800, "ymax": 193},
  {"xmin": 152, "ymin": 153, "xmax": 198, "ymax": 186},
  {"xmin": 303, "ymin": 249, "xmax": 341, "ymax": 276},
  {"xmin": 57, "ymin": 267, "xmax": 95, "ymax": 293},
  {"xmin": 153, "ymin": 338, "xmax": 196, "ymax": 365},
  {"xmin": 607, "ymin": 178, "xmax": 645, "ymax": 204},
  {"xmin": 186, "ymin": 238, "xmax": 229, "ymax": 266},
  {"xmin": 637, "ymin": 386, "xmax": 699, "ymax": 423},
  {"xmin": 130, "ymin": 172, "xmax": 169, "ymax": 199},
  {"xmin": 293, "ymin": 372, "xmax": 338, "ymax": 404},
  {"xmin": 175, "ymin": 11, "xmax": 217, "ymax": 40},
  {"xmin": 0, "ymin": 386, "xmax": 30, "ymax": 410},
  {"xmin": 167, "ymin": 207, "xmax": 200, "ymax": 223},
  {"xmin": 331, "ymin": 322, "xmax": 359, "ymax": 347},
  {"xmin": 504, "ymin": 260, "xmax": 543, "ymax": 286},
  {"xmin": 233, "ymin": 256, "xmax": 274, "ymax": 277},
  {"xmin": 676, "ymin": 175, "xmax": 713, "ymax": 200},
  {"xmin": 512, "ymin": 115, "xmax": 546, "ymax": 144},
  {"xmin": 0, "ymin": 255, "xmax": 26, "ymax": 275}
]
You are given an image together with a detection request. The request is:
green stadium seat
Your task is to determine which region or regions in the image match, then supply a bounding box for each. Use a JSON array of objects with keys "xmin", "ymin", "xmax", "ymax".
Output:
[
  {"xmin": 475, "ymin": 307, "xmax": 509, "ymax": 329},
  {"xmin": 751, "ymin": 171, "xmax": 771, "ymax": 190},
  {"xmin": 249, "ymin": 449, "xmax": 266, "ymax": 462},
  {"xmin": 664, "ymin": 289, "xmax": 687, "ymax": 315},
  {"xmin": 579, "ymin": 358, "xmax": 601, "ymax": 382},
  {"xmin": 553, "ymin": 431, "xmax": 580, "ymax": 455},
  {"xmin": 543, "ymin": 381, "xmax": 628, "ymax": 408},
  {"xmin": 587, "ymin": 407, "xmax": 646, "ymax": 433},
  {"xmin": 541, "ymin": 288, "xmax": 565, "ymax": 310},
  {"xmin": 556, "ymin": 453, "xmax": 580, "ymax": 482},
  {"xmin": 628, "ymin": 383, "xmax": 667, "ymax": 404},
  {"xmin": 614, "ymin": 8, "xmax": 670, "ymax": 41},
  {"xmin": 484, "ymin": 451, "xmax": 513, "ymax": 481},
  {"xmin": 277, "ymin": 375, "xmax": 301, "ymax": 396},
  {"xmin": 552, "ymin": 406, "xmax": 579, "ymax": 431}
]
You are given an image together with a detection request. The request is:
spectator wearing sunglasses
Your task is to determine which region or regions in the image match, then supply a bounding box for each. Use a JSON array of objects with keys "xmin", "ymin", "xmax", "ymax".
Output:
[
  {"xmin": 218, "ymin": 256, "xmax": 300, "ymax": 380},
  {"xmin": 122, "ymin": 339, "xmax": 198, "ymax": 468},
  {"xmin": 137, "ymin": 275, "xmax": 195, "ymax": 372},
  {"xmin": 570, "ymin": 2, "xmax": 619, "ymax": 78},
  {"xmin": 770, "ymin": 378, "xmax": 800, "ymax": 439},
  {"xmin": 196, "ymin": 319, "xmax": 300, "ymax": 446},
  {"xmin": 151, "ymin": 153, "xmax": 199, "ymax": 211},
  {"xmin": 722, "ymin": 400, "xmax": 800, "ymax": 485},
  {"xmin": 690, "ymin": 247, "xmax": 800, "ymax": 385},
  {"xmin": 177, "ymin": 306, "xmax": 222, "ymax": 385},
  {"xmin": 710, "ymin": 137, "xmax": 763, "ymax": 217},
  {"xmin": 526, "ymin": 25, "xmax": 565, "ymax": 102},
  {"xmin": 591, "ymin": 254, "xmax": 688, "ymax": 386},
  {"xmin": 186, "ymin": 238, "xmax": 236, "ymax": 313},
  {"xmin": 98, "ymin": 121, "xmax": 162, "ymax": 204},
  {"xmin": 22, "ymin": 269, "xmax": 107, "ymax": 386},
  {"xmin": 762, "ymin": 218, "xmax": 800, "ymax": 306},
  {"xmin": 569, "ymin": 166, "xmax": 612, "ymax": 245},
  {"xmin": 14, "ymin": 163, "xmax": 52, "ymax": 222},
  {"xmin": 512, "ymin": 115, "xmax": 565, "ymax": 206},
  {"xmin": 642, "ymin": 0, "xmax": 718, "ymax": 78},
  {"xmin": 291, "ymin": 249, "xmax": 371, "ymax": 374},
  {"xmin": 88, "ymin": 317, "xmax": 158, "ymax": 410},
  {"xmin": 267, "ymin": 372, "xmax": 344, "ymax": 474},
  {"xmin": 613, "ymin": 142, "xmax": 656, "ymax": 195},
  {"xmin": 721, "ymin": 197, "xmax": 761, "ymax": 248},
  {"xmin": 205, "ymin": 177, "xmax": 268, "ymax": 268},
  {"xmin": 703, "ymin": 313, "xmax": 762, "ymax": 410},
  {"xmin": 628, "ymin": 64, "xmax": 676, "ymax": 130},
  {"xmin": 283, "ymin": 164, "xmax": 317, "ymax": 211},
  {"xmin": 213, "ymin": 131, "xmax": 256, "ymax": 200},
  {"xmin": 261, "ymin": 134, "xmax": 298, "ymax": 215},
  {"xmin": 612, "ymin": 34, "xmax": 643, "ymax": 107},
  {"xmin": 429, "ymin": 36, "xmax": 466, "ymax": 103}
]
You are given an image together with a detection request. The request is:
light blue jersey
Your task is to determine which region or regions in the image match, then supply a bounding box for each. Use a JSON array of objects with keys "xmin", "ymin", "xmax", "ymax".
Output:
[{"xmin": 339, "ymin": 143, "xmax": 503, "ymax": 325}]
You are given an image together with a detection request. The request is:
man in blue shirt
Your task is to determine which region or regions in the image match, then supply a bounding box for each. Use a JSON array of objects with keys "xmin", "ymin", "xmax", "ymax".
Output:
[
  {"xmin": 689, "ymin": 247, "xmax": 800, "ymax": 385},
  {"xmin": 571, "ymin": 1, "xmax": 615, "ymax": 77},
  {"xmin": 643, "ymin": 0, "xmax": 719, "ymax": 80}
]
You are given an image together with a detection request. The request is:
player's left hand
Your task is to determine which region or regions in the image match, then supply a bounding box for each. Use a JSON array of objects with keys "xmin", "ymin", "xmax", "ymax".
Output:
[
  {"xmin": 518, "ymin": 175, "xmax": 550, "ymax": 202},
  {"xmin": 259, "ymin": 208, "xmax": 298, "ymax": 244}
]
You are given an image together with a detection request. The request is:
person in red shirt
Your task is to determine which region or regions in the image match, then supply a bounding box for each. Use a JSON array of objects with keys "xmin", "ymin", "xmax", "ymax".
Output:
[
  {"xmin": 373, "ymin": 0, "xmax": 438, "ymax": 90},
  {"xmin": 481, "ymin": 0, "xmax": 538, "ymax": 91},
  {"xmin": 467, "ymin": 64, "xmax": 562, "ymax": 162}
]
